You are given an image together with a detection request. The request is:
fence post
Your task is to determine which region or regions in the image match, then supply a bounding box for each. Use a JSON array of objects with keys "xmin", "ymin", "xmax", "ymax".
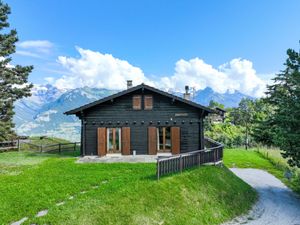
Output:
[
  {"xmin": 198, "ymin": 152, "xmax": 201, "ymax": 166},
  {"xmin": 74, "ymin": 143, "xmax": 76, "ymax": 152},
  {"xmin": 214, "ymin": 149, "xmax": 216, "ymax": 165},
  {"xmin": 157, "ymin": 159, "xmax": 160, "ymax": 180},
  {"xmin": 59, "ymin": 143, "xmax": 61, "ymax": 154},
  {"xmin": 17, "ymin": 139, "xmax": 20, "ymax": 151},
  {"xmin": 180, "ymin": 155, "xmax": 183, "ymax": 173},
  {"xmin": 40, "ymin": 145, "xmax": 43, "ymax": 153}
]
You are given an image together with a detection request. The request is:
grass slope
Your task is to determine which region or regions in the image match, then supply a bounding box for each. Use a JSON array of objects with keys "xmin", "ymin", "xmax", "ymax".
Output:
[{"xmin": 0, "ymin": 151, "xmax": 256, "ymax": 225}]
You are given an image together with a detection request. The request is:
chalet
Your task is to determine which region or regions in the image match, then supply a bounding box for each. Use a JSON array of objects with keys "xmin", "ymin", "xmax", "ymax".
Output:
[{"xmin": 65, "ymin": 81, "xmax": 214, "ymax": 157}]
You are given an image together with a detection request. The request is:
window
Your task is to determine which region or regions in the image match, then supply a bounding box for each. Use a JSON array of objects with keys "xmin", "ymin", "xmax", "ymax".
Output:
[
  {"xmin": 157, "ymin": 127, "xmax": 171, "ymax": 152},
  {"xmin": 107, "ymin": 128, "xmax": 121, "ymax": 153},
  {"xmin": 133, "ymin": 95, "xmax": 142, "ymax": 110},
  {"xmin": 144, "ymin": 95, "xmax": 153, "ymax": 110}
]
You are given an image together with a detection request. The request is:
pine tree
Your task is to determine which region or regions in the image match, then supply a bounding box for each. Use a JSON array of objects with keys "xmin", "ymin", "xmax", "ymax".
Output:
[
  {"xmin": 266, "ymin": 47, "xmax": 300, "ymax": 167},
  {"xmin": 0, "ymin": 1, "xmax": 33, "ymax": 141}
]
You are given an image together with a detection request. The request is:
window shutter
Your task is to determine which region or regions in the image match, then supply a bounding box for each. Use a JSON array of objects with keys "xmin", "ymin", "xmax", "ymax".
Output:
[
  {"xmin": 133, "ymin": 95, "xmax": 142, "ymax": 110},
  {"xmin": 148, "ymin": 127, "xmax": 157, "ymax": 155},
  {"xmin": 144, "ymin": 95, "xmax": 153, "ymax": 110},
  {"xmin": 171, "ymin": 127, "xmax": 180, "ymax": 154},
  {"xmin": 121, "ymin": 127, "xmax": 131, "ymax": 155},
  {"xmin": 97, "ymin": 127, "xmax": 107, "ymax": 157}
]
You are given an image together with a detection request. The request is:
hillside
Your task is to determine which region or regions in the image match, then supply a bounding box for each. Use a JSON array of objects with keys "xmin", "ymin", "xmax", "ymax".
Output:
[{"xmin": 0, "ymin": 151, "xmax": 257, "ymax": 224}]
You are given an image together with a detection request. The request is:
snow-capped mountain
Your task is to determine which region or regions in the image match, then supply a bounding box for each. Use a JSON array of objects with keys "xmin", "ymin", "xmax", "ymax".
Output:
[
  {"xmin": 14, "ymin": 85, "xmax": 116, "ymax": 141},
  {"xmin": 13, "ymin": 84, "xmax": 252, "ymax": 141},
  {"xmin": 13, "ymin": 84, "xmax": 64, "ymax": 125},
  {"xmin": 193, "ymin": 87, "xmax": 253, "ymax": 107}
]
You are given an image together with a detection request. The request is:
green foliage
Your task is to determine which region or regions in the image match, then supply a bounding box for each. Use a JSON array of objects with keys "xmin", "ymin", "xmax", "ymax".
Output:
[
  {"xmin": 205, "ymin": 123, "xmax": 245, "ymax": 148},
  {"xmin": 0, "ymin": 152, "xmax": 256, "ymax": 224},
  {"xmin": 265, "ymin": 47, "xmax": 300, "ymax": 167},
  {"xmin": 206, "ymin": 98, "xmax": 275, "ymax": 148},
  {"xmin": 0, "ymin": 1, "xmax": 33, "ymax": 141},
  {"xmin": 208, "ymin": 100, "xmax": 225, "ymax": 109}
]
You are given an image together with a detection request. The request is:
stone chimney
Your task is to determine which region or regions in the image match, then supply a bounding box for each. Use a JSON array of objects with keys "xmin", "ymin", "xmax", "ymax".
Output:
[
  {"xmin": 127, "ymin": 80, "xmax": 133, "ymax": 89},
  {"xmin": 183, "ymin": 85, "xmax": 190, "ymax": 100}
]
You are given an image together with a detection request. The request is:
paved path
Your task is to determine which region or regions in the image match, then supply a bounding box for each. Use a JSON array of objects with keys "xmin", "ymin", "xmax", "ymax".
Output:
[
  {"xmin": 224, "ymin": 168, "xmax": 300, "ymax": 225},
  {"xmin": 77, "ymin": 154, "xmax": 171, "ymax": 163}
]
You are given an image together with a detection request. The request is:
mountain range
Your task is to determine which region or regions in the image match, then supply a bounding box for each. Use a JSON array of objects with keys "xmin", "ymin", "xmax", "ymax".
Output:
[{"xmin": 13, "ymin": 84, "xmax": 252, "ymax": 141}]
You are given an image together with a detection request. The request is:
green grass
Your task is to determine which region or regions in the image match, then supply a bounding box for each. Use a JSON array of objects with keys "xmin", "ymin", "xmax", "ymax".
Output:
[
  {"xmin": 0, "ymin": 151, "xmax": 256, "ymax": 225},
  {"xmin": 224, "ymin": 148, "xmax": 300, "ymax": 194}
]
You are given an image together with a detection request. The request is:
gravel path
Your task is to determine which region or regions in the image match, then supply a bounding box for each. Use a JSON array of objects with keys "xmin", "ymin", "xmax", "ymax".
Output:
[{"xmin": 224, "ymin": 168, "xmax": 300, "ymax": 225}]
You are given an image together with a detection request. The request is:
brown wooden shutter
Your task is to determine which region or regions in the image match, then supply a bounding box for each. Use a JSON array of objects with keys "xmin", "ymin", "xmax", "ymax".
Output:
[
  {"xmin": 133, "ymin": 95, "xmax": 142, "ymax": 110},
  {"xmin": 144, "ymin": 95, "xmax": 153, "ymax": 110},
  {"xmin": 97, "ymin": 127, "xmax": 107, "ymax": 157},
  {"xmin": 121, "ymin": 127, "xmax": 131, "ymax": 155},
  {"xmin": 171, "ymin": 127, "xmax": 180, "ymax": 154},
  {"xmin": 148, "ymin": 127, "xmax": 157, "ymax": 155}
]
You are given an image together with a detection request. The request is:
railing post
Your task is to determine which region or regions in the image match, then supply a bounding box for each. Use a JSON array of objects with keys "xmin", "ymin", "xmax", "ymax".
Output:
[
  {"xmin": 180, "ymin": 155, "xmax": 183, "ymax": 173},
  {"xmin": 40, "ymin": 145, "xmax": 43, "ymax": 153},
  {"xmin": 198, "ymin": 152, "xmax": 201, "ymax": 166},
  {"xmin": 17, "ymin": 139, "xmax": 20, "ymax": 151},
  {"xmin": 157, "ymin": 159, "xmax": 160, "ymax": 180},
  {"xmin": 59, "ymin": 143, "xmax": 61, "ymax": 154},
  {"xmin": 74, "ymin": 143, "xmax": 76, "ymax": 152},
  {"xmin": 213, "ymin": 149, "xmax": 216, "ymax": 164}
]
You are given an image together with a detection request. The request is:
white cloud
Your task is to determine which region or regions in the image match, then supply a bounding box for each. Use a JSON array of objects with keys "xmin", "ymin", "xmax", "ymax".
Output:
[
  {"xmin": 16, "ymin": 50, "xmax": 42, "ymax": 58},
  {"xmin": 54, "ymin": 47, "xmax": 152, "ymax": 90},
  {"xmin": 16, "ymin": 40, "xmax": 54, "ymax": 57},
  {"xmin": 44, "ymin": 77, "xmax": 55, "ymax": 84},
  {"xmin": 159, "ymin": 58, "xmax": 267, "ymax": 97},
  {"xmin": 52, "ymin": 47, "xmax": 268, "ymax": 97}
]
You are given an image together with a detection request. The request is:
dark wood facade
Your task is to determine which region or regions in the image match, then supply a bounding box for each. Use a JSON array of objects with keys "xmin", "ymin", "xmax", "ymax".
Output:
[{"xmin": 65, "ymin": 84, "xmax": 212, "ymax": 156}]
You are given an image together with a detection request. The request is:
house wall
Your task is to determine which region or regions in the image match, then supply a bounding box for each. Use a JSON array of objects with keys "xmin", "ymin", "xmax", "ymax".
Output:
[{"xmin": 79, "ymin": 89, "xmax": 205, "ymax": 155}]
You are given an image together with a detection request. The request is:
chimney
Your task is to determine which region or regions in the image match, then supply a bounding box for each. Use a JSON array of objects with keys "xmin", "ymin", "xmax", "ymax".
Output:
[
  {"xmin": 127, "ymin": 80, "xmax": 133, "ymax": 89},
  {"xmin": 183, "ymin": 85, "xmax": 190, "ymax": 100}
]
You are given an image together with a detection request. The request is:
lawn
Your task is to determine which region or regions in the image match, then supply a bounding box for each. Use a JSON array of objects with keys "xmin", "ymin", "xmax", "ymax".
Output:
[
  {"xmin": 223, "ymin": 148, "xmax": 300, "ymax": 194},
  {"xmin": 0, "ymin": 150, "xmax": 256, "ymax": 225}
]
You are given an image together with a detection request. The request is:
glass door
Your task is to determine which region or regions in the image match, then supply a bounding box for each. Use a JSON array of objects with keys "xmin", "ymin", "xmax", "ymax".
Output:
[
  {"xmin": 157, "ymin": 127, "xmax": 171, "ymax": 152},
  {"xmin": 107, "ymin": 128, "xmax": 121, "ymax": 153}
]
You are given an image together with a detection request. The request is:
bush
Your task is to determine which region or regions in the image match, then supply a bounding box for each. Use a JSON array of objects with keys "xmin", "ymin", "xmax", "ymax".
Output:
[{"xmin": 205, "ymin": 123, "xmax": 246, "ymax": 148}]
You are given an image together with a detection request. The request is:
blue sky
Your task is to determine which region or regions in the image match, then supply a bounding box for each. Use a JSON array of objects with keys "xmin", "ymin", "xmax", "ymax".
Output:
[{"xmin": 6, "ymin": 0, "xmax": 300, "ymax": 97}]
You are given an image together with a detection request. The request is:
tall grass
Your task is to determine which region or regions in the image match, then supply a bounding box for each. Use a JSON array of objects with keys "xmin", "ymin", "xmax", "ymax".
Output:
[{"xmin": 255, "ymin": 147, "xmax": 300, "ymax": 193}]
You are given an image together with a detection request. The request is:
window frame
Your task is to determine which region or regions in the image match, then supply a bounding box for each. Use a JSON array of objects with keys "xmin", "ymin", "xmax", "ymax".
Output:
[
  {"xmin": 106, "ymin": 128, "xmax": 122, "ymax": 153},
  {"xmin": 157, "ymin": 126, "xmax": 172, "ymax": 152}
]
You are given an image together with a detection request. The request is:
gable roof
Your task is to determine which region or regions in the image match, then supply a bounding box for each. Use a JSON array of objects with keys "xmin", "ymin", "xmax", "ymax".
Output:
[{"xmin": 64, "ymin": 83, "xmax": 214, "ymax": 115}]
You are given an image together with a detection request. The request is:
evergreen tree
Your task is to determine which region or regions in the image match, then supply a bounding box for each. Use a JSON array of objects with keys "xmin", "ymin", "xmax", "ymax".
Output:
[
  {"xmin": 0, "ymin": 1, "xmax": 33, "ymax": 141},
  {"xmin": 251, "ymin": 99, "xmax": 275, "ymax": 146},
  {"xmin": 266, "ymin": 47, "xmax": 300, "ymax": 167}
]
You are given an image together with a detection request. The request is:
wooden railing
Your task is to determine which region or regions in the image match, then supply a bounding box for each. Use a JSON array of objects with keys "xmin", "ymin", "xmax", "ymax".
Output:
[
  {"xmin": 156, "ymin": 137, "xmax": 223, "ymax": 179},
  {"xmin": 0, "ymin": 140, "xmax": 20, "ymax": 151},
  {"xmin": 27, "ymin": 142, "xmax": 80, "ymax": 153}
]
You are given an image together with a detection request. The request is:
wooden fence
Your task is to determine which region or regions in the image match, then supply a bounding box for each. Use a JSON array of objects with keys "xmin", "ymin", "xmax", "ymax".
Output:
[
  {"xmin": 156, "ymin": 137, "xmax": 223, "ymax": 179},
  {"xmin": 0, "ymin": 140, "xmax": 20, "ymax": 151},
  {"xmin": 25, "ymin": 142, "xmax": 80, "ymax": 154}
]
